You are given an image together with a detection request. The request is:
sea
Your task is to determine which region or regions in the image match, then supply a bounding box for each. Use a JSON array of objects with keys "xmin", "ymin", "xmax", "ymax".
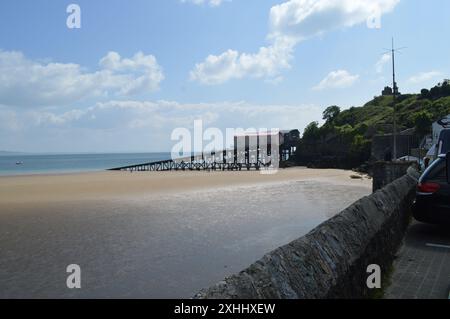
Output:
[
  {"xmin": 0, "ymin": 151, "xmax": 372, "ymax": 298},
  {"xmin": 0, "ymin": 153, "xmax": 171, "ymax": 176}
]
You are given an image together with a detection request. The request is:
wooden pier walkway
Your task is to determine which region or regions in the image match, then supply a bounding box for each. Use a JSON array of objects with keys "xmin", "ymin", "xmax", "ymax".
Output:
[{"xmin": 109, "ymin": 150, "xmax": 276, "ymax": 172}]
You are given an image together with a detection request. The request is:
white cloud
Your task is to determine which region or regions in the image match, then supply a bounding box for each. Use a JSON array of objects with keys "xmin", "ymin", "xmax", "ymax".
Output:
[
  {"xmin": 407, "ymin": 71, "xmax": 442, "ymax": 85},
  {"xmin": 313, "ymin": 70, "xmax": 359, "ymax": 90},
  {"xmin": 30, "ymin": 100, "xmax": 318, "ymax": 129},
  {"xmin": 99, "ymin": 51, "xmax": 164, "ymax": 95},
  {"xmin": 375, "ymin": 53, "xmax": 391, "ymax": 73},
  {"xmin": 31, "ymin": 109, "xmax": 89, "ymax": 126},
  {"xmin": 0, "ymin": 100, "xmax": 321, "ymax": 152},
  {"xmin": 181, "ymin": 0, "xmax": 229, "ymax": 7},
  {"xmin": 191, "ymin": 0, "xmax": 400, "ymax": 85},
  {"xmin": 190, "ymin": 38, "xmax": 295, "ymax": 85},
  {"xmin": 0, "ymin": 50, "xmax": 164, "ymax": 108},
  {"xmin": 269, "ymin": 0, "xmax": 400, "ymax": 41}
]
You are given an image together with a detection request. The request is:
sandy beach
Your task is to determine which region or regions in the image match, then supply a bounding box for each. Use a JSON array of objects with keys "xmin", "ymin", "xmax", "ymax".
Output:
[
  {"xmin": 0, "ymin": 167, "xmax": 370, "ymax": 204},
  {"xmin": 0, "ymin": 168, "xmax": 371, "ymax": 298}
]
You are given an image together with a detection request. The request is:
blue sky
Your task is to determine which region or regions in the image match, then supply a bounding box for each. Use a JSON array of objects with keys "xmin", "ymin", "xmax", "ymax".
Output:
[{"xmin": 0, "ymin": 0, "xmax": 449, "ymax": 153}]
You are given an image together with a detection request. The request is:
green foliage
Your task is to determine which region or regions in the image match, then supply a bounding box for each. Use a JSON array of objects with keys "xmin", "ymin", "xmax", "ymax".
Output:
[
  {"xmin": 428, "ymin": 81, "xmax": 450, "ymax": 99},
  {"xmin": 295, "ymin": 81, "xmax": 450, "ymax": 169},
  {"xmin": 323, "ymin": 105, "xmax": 341, "ymax": 123},
  {"xmin": 420, "ymin": 88, "xmax": 430, "ymax": 99},
  {"xmin": 350, "ymin": 134, "xmax": 371, "ymax": 159},
  {"xmin": 413, "ymin": 110, "xmax": 433, "ymax": 136},
  {"xmin": 302, "ymin": 121, "xmax": 320, "ymax": 140},
  {"xmin": 332, "ymin": 84, "xmax": 450, "ymax": 135}
]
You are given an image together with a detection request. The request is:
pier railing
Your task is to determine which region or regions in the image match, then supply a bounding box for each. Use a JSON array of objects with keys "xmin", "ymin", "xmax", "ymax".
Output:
[{"xmin": 109, "ymin": 149, "xmax": 278, "ymax": 172}]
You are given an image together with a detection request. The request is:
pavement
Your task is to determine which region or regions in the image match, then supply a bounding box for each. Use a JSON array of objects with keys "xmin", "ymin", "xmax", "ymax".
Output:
[{"xmin": 385, "ymin": 222, "xmax": 450, "ymax": 299}]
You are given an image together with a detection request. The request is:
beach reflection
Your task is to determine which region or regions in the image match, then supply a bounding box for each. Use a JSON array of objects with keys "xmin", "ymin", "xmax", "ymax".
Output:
[{"xmin": 0, "ymin": 179, "xmax": 370, "ymax": 298}]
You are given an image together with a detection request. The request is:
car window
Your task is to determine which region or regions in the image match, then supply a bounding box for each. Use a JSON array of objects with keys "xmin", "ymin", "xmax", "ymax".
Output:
[
  {"xmin": 440, "ymin": 131, "xmax": 450, "ymax": 154},
  {"xmin": 425, "ymin": 159, "xmax": 447, "ymax": 182}
]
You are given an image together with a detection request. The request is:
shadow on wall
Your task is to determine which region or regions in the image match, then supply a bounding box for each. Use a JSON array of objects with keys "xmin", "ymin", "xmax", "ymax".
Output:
[{"xmin": 372, "ymin": 161, "xmax": 419, "ymax": 192}]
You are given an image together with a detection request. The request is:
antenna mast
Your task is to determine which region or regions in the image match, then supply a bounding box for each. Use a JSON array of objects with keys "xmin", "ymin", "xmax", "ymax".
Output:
[
  {"xmin": 382, "ymin": 39, "xmax": 405, "ymax": 161},
  {"xmin": 392, "ymin": 37, "xmax": 397, "ymax": 161}
]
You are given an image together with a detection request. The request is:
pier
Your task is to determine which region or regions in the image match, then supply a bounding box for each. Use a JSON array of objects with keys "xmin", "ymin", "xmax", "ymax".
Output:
[
  {"xmin": 109, "ymin": 150, "xmax": 275, "ymax": 172},
  {"xmin": 109, "ymin": 130, "xmax": 299, "ymax": 172}
]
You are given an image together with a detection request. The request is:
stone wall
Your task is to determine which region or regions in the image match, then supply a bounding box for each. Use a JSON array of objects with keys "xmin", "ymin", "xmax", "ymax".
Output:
[
  {"xmin": 371, "ymin": 134, "xmax": 419, "ymax": 161},
  {"xmin": 195, "ymin": 170, "xmax": 418, "ymax": 299},
  {"xmin": 372, "ymin": 161, "xmax": 417, "ymax": 192}
]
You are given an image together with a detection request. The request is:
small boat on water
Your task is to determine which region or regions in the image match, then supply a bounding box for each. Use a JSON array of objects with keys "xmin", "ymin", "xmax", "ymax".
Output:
[{"xmin": 15, "ymin": 161, "xmax": 23, "ymax": 165}]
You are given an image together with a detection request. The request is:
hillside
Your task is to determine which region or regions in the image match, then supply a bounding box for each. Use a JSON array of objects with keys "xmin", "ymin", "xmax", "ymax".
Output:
[
  {"xmin": 334, "ymin": 92, "xmax": 450, "ymax": 135},
  {"xmin": 294, "ymin": 81, "xmax": 450, "ymax": 169}
]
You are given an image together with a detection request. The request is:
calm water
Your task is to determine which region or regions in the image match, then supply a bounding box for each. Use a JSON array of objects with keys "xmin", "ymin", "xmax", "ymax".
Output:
[{"xmin": 0, "ymin": 153, "xmax": 171, "ymax": 176}]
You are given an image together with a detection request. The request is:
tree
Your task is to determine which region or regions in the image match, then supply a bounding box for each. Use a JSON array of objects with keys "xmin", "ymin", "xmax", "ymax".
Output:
[
  {"xmin": 441, "ymin": 81, "xmax": 450, "ymax": 96},
  {"xmin": 350, "ymin": 134, "xmax": 371, "ymax": 162},
  {"xmin": 413, "ymin": 110, "xmax": 433, "ymax": 137},
  {"xmin": 430, "ymin": 85, "xmax": 440, "ymax": 99},
  {"xmin": 303, "ymin": 121, "xmax": 320, "ymax": 140},
  {"xmin": 420, "ymin": 88, "xmax": 430, "ymax": 99},
  {"xmin": 322, "ymin": 105, "xmax": 341, "ymax": 123}
]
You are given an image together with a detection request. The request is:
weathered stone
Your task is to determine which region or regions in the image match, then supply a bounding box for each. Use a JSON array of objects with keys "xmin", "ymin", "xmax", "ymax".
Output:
[
  {"xmin": 194, "ymin": 170, "xmax": 418, "ymax": 299},
  {"xmin": 372, "ymin": 161, "xmax": 417, "ymax": 192}
]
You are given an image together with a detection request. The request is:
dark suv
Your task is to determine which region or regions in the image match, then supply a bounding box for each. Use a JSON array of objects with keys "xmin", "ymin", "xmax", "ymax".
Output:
[{"xmin": 413, "ymin": 154, "xmax": 450, "ymax": 224}]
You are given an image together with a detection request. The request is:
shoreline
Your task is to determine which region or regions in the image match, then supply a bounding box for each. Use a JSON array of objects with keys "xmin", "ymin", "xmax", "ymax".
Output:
[
  {"xmin": 0, "ymin": 167, "xmax": 371, "ymax": 205},
  {"xmin": 0, "ymin": 169, "xmax": 105, "ymax": 178},
  {"xmin": 0, "ymin": 167, "xmax": 372, "ymax": 298},
  {"xmin": 0, "ymin": 166, "xmax": 363, "ymax": 179}
]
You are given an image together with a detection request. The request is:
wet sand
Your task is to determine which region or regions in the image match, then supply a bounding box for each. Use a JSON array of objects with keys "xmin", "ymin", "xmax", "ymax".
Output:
[
  {"xmin": 0, "ymin": 168, "xmax": 371, "ymax": 298},
  {"xmin": 0, "ymin": 168, "xmax": 369, "ymax": 204}
]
